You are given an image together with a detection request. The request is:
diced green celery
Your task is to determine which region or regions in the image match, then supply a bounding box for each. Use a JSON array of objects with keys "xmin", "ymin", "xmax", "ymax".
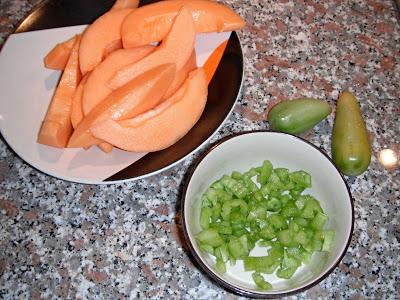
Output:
[
  {"xmin": 220, "ymin": 175, "xmax": 248, "ymax": 199},
  {"xmin": 277, "ymin": 229, "xmax": 297, "ymax": 247},
  {"xmin": 211, "ymin": 179, "xmax": 224, "ymax": 190},
  {"xmin": 247, "ymin": 206, "xmax": 267, "ymax": 221},
  {"xmin": 230, "ymin": 210, "xmax": 246, "ymax": 224},
  {"xmin": 268, "ymin": 214, "xmax": 287, "ymax": 230},
  {"xmin": 196, "ymin": 228, "xmax": 224, "ymax": 247},
  {"xmin": 283, "ymin": 180, "xmax": 296, "ymax": 191},
  {"xmin": 311, "ymin": 212, "xmax": 328, "ymax": 230},
  {"xmin": 244, "ymin": 167, "xmax": 258, "ymax": 178},
  {"xmin": 246, "ymin": 234, "xmax": 257, "ymax": 252},
  {"xmin": 322, "ymin": 230, "xmax": 335, "ymax": 252},
  {"xmin": 275, "ymin": 168, "xmax": 289, "ymax": 183},
  {"xmin": 299, "ymin": 247, "xmax": 312, "ymax": 263},
  {"xmin": 244, "ymin": 256, "xmax": 274, "ymax": 272},
  {"xmin": 198, "ymin": 242, "xmax": 214, "ymax": 255},
  {"xmin": 279, "ymin": 194, "xmax": 292, "ymax": 206},
  {"xmin": 252, "ymin": 272, "xmax": 273, "ymax": 290},
  {"xmin": 310, "ymin": 231, "xmax": 324, "ymax": 251},
  {"xmin": 281, "ymin": 202, "xmax": 300, "ymax": 217},
  {"xmin": 293, "ymin": 216, "xmax": 309, "ymax": 227},
  {"xmin": 228, "ymin": 236, "xmax": 249, "ymax": 259},
  {"xmin": 283, "ymin": 250, "xmax": 301, "ymax": 269},
  {"xmin": 295, "ymin": 195, "xmax": 310, "ymax": 210},
  {"xmin": 200, "ymin": 207, "xmax": 213, "ymax": 229},
  {"xmin": 231, "ymin": 170, "xmax": 243, "ymax": 180},
  {"xmin": 215, "ymin": 258, "xmax": 226, "ymax": 274},
  {"xmin": 268, "ymin": 244, "xmax": 284, "ymax": 260},
  {"xmin": 258, "ymin": 239, "xmax": 273, "ymax": 247},
  {"xmin": 260, "ymin": 184, "xmax": 271, "ymax": 197},
  {"xmin": 212, "ymin": 222, "xmax": 232, "ymax": 235},
  {"xmin": 205, "ymin": 188, "xmax": 219, "ymax": 206},
  {"xmin": 290, "ymin": 188, "xmax": 304, "ymax": 199},
  {"xmin": 288, "ymin": 221, "xmax": 300, "ymax": 233},
  {"xmin": 215, "ymin": 244, "xmax": 230, "ymax": 262},
  {"xmin": 221, "ymin": 199, "xmax": 248, "ymax": 220},
  {"xmin": 259, "ymin": 225, "xmax": 276, "ymax": 240},
  {"xmin": 301, "ymin": 197, "xmax": 323, "ymax": 219},
  {"xmin": 286, "ymin": 247, "xmax": 302, "ymax": 258},
  {"xmin": 243, "ymin": 176, "xmax": 259, "ymax": 193},
  {"xmin": 257, "ymin": 160, "xmax": 273, "ymax": 185},
  {"xmin": 201, "ymin": 195, "xmax": 212, "ymax": 208},
  {"xmin": 276, "ymin": 266, "xmax": 297, "ymax": 279},
  {"xmin": 211, "ymin": 203, "xmax": 221, "ymax": 222},
  {"xmin": 266, "ymin": 197, "xmax": 282, "ymax": 212},
  {"xmin": 252, "ymin": 190, "xmax": 264, "ymax": 202},
  {"xmin": 289, "ymin": 171, "xmax": 312, "ymax": 188},
  {"xmin": 293, "ymin": 229, "xmax": 310, "ymax": 246}
]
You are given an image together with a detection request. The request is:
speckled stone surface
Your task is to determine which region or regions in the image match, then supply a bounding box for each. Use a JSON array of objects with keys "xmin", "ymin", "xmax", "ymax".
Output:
[{"xmin": 0, "ymin": 0, "xmax": 399, "ymax": 299}]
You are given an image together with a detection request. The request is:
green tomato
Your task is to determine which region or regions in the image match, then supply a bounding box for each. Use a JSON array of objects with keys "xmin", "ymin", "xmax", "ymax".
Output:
[
  {"xmin": 268, "ymin": 98, "xmax": 332, "ymax": 134},
  {"xmin": 332, "ymin": 91, "xmax": 371, "ymax": 176}
]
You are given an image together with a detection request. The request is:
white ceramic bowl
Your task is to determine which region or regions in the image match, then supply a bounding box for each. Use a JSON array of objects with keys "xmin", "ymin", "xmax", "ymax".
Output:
[{"xmin": 182, "ymin": 131, "xmax": 353, "ymax": 298}]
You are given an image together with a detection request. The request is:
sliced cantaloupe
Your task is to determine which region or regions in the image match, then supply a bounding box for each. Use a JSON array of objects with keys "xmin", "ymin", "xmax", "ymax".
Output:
[
  {"xmin": 68, "ymin": 63, "xmax": 176, "ymax": 148},
  {"xmin": 70, "ymin": 73, "xmax": 89, "ymax": 129},
  {"xmin": 98, "ymin": 142, "xmax": 114, "ymax": 153},
  {"xmin": 82, "ymin": 45, "xmax": 155, "ymax": 115},
  {"xmin": 164, "ymin": 50, "xmax": 197, "ymax": 99},
  {"xmin": 91, "ymin": 68, "xmax": 208, "ymax": 152},
  {"xmin": 112, "ymin": 0, "xmax": 139, "ymax": 9},
  {"xmin": 79, "ymin": 7, "xmax": 133, "ymax": 75},
  {"xmin": 121, "ymin": 0, "xmax": 245, "ymax": 48},
  {"xmin": 44, "ymin": 35, "xmax": 77, "ymax": 70},
  {"xmin": 38, "ymin": 36, "xmax": 82, "ymax": 148},
  {"xmin": 108, "ymin": 7, "xmax": 195, "ymax": 90},
  {"xmin": 203, "ymin": 39, "xmax": 228, "ymax": 84}
]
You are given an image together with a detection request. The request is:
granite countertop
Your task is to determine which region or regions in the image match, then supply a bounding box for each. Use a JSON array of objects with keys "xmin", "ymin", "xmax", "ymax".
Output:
[{"xmin": 1, "ymin": 0, "xmax": 399, "ymax": 299}]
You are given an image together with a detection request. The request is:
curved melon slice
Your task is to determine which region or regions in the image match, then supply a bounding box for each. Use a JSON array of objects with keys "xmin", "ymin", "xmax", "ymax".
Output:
[
  {"xmin": 44, "ymin": 36, "xmax": 77, "ymax": 70},
  {"xmin": 38, "ymin": 36, "xmax": 82, "ymax": 148},
  {"xmin": 71, "ymin": 73, "xmax": 89, "ymax": 129},
  {"xmin": 164, "ymin": 50, "xmax": 197, "ymax": 99},
  {"xmin": 121, "ymin": 0, "xmax": 245, "ymax": 48},
  {"xmin": 82, "ymin": 45, "xmax": 155, "ymax": 115},
  {"xmin": 112, "ymin": 0, "xmax": 139, "ymax": 9},
  {"xmin": 79, "ymin": 7, "xmax": 133, "ymax": 75},
  {"xmin": 91, "ymin": 68, "xmax": 207, "ymax": 152},
  {"xmin": 68, "ymin": 63, "xmax": 176, "ymax": 148},
  {"xmin": 108, "ymin": 7, "xmax": 195, "ymax": 90}
]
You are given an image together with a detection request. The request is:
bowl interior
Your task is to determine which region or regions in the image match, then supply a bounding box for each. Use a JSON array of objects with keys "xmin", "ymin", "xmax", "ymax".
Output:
[{"xmin": 183, "ymin": 132, "xmax": 353, "ymax": 296}]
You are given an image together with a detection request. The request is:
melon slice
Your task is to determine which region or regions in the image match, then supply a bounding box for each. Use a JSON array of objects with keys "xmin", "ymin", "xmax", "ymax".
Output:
[
  {"xmin": 108, "ymin": 6, "xmax": 195, "ymax": 90},
  {"xmin": 121, "ymin": 0, "xmax": 245, "ymax": 48},
  {"xmin": 71, "ymin": 73, "xmax": 89, "ymax": 129},
  {"xmin": 112, "ymin": 0, "xmax": 139, "ymax": 9},
  {"xmin": 38, "ymin": 36, "xmax": 82, "ymax": 148},
  {"xmin": 79, "ymin": 7, "xmax": 133, "ymax": 75},
  {"xmin": 203, "ymin": 39, "xmax": 228, "ymax": 84},
  {"xmin": 44, "ymin": 36, "xmax": 77, "ymax": 70},
  {"xmin": 164, "ymin": 50, "xmax": 197, "ymax": 99},
  {"xmin": 68, "ymin": 63, "xmax": 176, "ymax": 148},
  {"xmin": 91, "ymin": 68, "xmax": 208, "ymax": 152},
  {"xmin": 82, "ymin": 45, "xmax": 155, "ymax": 115}
]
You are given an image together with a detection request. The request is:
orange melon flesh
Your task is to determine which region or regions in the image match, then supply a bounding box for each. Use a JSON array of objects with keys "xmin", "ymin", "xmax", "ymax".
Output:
[
  {"xmin": 68, "ymin": 63, "xmax": 176, "ymax": 148},
  {"xmin": 108, "ymin": 7, "xmax": 195, "ymax": 90},
  {"xmin": 38, "ymin": 36, "xmax": 82, "ymax": 148},
  {"xmin": 91, "ymin": 68, "xmax": 208, "ymax": 152},
  {"xmin": 44, "ymin": 36, "xmax": 77, "ymax": 70},
  {"xmin": 203, "ymin": 39, "xmax": 228, "ymax": 84},
  {"xmin": 82, "ymin": 45, "xmax": 155, "ymax": 115},
  {"xmin": 70, "ymin": 73, "xmax": 89, "ymax": 129},
  {"xmin": 79, "ymin": 8, "xmax": 133, "ymax": 75},
  {"xmin": 112, "ymin": 0, "xmax": 139, "ymax": 9},
  {"xmin": 121, "ymin": 0, "xmax": 245, "ymax": 48},
  {"xmin": 164, "ymin": 50, "xmax": 197, "ymax": 99}
]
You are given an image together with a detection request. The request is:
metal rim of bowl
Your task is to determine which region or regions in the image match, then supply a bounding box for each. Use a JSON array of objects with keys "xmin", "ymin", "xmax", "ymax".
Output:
[{"xmin": 181, "ymin": 130, "xmax": 355, "ymax": 298}]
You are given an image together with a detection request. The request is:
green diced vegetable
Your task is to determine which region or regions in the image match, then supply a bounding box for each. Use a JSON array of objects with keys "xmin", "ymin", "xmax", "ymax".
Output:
[
  {"xmin": 196, "ymin": 228, "xmax": 224, "ymax": 247},
  {"xmin": 200, "ymin": 207, "xmax": 213, "ymax": 229},
  {"xmin": 252, "ymin": 272, "xmax": 273, "ymax": 290},
  {"xmin": 322, "ymin": 230, "xmax": 335, "ymax": 252},
  {"xmin": 196, "ymin": 160, "xmax": 335, "ymax": 289},
  {"xmin": 257, "ymin": 160, "xmax": 273, "ymax": 185},
  {"xmin": 216, "ymin": 258, "xmax": 226, "ymax": 274}
]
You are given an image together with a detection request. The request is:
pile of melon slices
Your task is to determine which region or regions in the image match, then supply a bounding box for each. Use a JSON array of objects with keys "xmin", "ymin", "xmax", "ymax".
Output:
[{"xmin": 37, "ymin": 0, "xmax": 245, "ymax": 153}]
